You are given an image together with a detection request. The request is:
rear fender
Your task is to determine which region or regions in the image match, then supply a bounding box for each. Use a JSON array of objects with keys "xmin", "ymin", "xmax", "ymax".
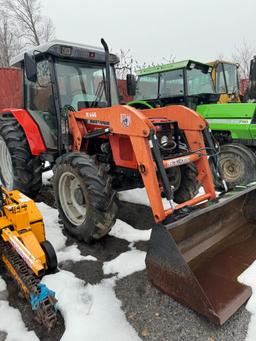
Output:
[{"xmin": 1, "ymin": 108, "xmax": 46, "ymax": 156}]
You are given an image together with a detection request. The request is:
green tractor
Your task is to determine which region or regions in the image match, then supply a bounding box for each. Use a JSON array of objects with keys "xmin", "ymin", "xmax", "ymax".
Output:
[{"xmin": 130, "ymin": 59, "xmax": 256, "ymax": 187}]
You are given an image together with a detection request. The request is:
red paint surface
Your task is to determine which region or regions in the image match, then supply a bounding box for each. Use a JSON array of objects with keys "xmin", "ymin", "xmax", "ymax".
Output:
[
  {"xmin": 5, "ymin": 109, "xmax": 46, "ymax": 155},
  {"xmin": 118, "ymin": 79, "xmax": 133, "ymax": 103}
]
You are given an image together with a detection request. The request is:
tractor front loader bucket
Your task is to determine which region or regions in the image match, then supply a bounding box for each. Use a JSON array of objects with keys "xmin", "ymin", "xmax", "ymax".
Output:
[{"xmin": 146, "ymin": 185, "xmax": 256, "ymax": 325}]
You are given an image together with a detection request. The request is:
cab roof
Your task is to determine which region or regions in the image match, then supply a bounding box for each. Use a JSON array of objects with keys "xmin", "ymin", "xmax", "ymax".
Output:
[
  {"xmin": 136, "ymin": 59, "xmax": 210, "ymax": 76},
  {"xmin": 11, "ymin": 40, "xmax": 119, "ymax": 66}
]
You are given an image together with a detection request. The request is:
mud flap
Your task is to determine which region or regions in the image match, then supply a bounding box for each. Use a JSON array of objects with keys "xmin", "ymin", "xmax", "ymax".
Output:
[{"xmin": 146, "ymin": 185, "xmax": 256, "ymax": 324}]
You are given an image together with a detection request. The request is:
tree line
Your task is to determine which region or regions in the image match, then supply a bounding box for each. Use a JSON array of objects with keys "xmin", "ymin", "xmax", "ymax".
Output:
[{"xmin": 0, "ymin": 0, "xmax": 54, "ymax": 67}]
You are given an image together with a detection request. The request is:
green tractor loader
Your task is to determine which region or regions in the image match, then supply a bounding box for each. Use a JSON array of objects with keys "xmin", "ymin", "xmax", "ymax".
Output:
[{"xmin": 130, "ymin": 60, "xmax": 256, "ymax": 187}]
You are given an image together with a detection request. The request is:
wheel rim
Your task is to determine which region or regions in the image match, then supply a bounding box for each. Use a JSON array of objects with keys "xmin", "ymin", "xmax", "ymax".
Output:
[
  {"xmin": 58, "ymin": 171, "xmax": 87, "ymax": 226},
  {"xmin": 0, "ymin": 136, "xmax": 13, "ymax": 189},
  {"xmin": 220, "ymin": 155, "xmax": 244, "ymax": 183}
]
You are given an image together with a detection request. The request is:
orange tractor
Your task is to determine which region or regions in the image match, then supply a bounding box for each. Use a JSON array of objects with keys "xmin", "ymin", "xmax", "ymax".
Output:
[{"xmin": 0, "ymin": 39, "xmax": 256, "ymax": 325}]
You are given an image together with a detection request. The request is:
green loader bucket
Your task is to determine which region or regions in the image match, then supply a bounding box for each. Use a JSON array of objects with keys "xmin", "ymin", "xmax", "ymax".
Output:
[{"xmin": 146, "ymin": 186, "xmax": 256, "ymax": 324}]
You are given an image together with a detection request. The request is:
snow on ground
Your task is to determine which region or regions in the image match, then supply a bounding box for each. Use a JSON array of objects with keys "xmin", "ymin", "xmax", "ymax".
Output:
[
  {"xmin": 109, "ymin": 219, "xmax": 151, "ymax": 243},
  {"xmin": 103, "ymin": 249, "xmax": 146, "ymax": 279},
  {"xmin": 118, "ymin": 188, "xmax": 170, "ymax": 209},
  {"xmin": 0, "ymin": 276, "xmax": 39, "ymax": 341},
  {"xmin": 238, "ymin": 261, "xmax": 256, "ymax": 341},
  {"xmin": 36, "ymin": 203, "xmax": 144, "ymax": 340},
  {"xmin": 118, "ymin": 186, "xmax": 208, "ymax": 209},
  {"xmin": 43, "ymin": 271, "xmax": 141, "ymax": 341},
  {"xmin": 42, "ymin": 166, "xmax": 53, "ymax": 185},
  {"xmin": 36, "ymin": 202, "xmax": 96, "ymax": 263}
]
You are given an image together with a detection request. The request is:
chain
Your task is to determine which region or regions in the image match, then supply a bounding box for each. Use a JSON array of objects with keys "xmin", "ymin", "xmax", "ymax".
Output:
[{"xmin": 0, "ymin": 241, "xmax": 57, "ymax": 330}]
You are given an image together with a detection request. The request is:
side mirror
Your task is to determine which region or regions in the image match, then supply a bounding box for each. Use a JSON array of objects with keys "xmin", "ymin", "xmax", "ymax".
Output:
[
  {"xmin": 24, "ymin": 53, "xmax": 37, "ymax": 82},
  {"xmin": 126, "ymin": 74, "xmax": 136, "ymax": 97}
]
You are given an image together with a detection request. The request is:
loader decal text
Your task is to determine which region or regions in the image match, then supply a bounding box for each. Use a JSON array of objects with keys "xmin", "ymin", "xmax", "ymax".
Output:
[
  {"xmin": 85, "ymin": 112, "xmax": 97, "ymax": 118},
  {"xmin": 166, "ymin": 156, "xmax": 191, "ymax": 168}
]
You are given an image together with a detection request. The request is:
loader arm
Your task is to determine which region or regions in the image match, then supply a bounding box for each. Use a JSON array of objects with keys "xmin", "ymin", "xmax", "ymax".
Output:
[{"xmin": 68, "ymin": 105, "xmax": 216, "ymax": 223}]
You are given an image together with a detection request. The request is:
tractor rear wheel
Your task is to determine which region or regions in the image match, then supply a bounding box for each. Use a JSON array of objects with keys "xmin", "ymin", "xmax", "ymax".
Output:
[
  {"xmin": 0, "ymin": 114, "xmax": 42, "ymax": 197},
  {"xmin": 53, "ymin": 153, "xmax": 118, "ymax": 243},
  {"xmin": 219, "ymin": 143, "xmax": 256, "ymax": 187},
  {"xmin": 173, "ymin": 164, "xmax": 200, "ymax": 203}
]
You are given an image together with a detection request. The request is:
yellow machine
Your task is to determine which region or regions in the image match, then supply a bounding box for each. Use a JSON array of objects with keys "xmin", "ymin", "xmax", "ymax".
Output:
[
  {"xmin": 209, "ymin": 60, "xmax": 241, "ymax": 103},
  {"xmin": 0, "ymin": 187, "xmax": 58, "ymax": 330}
]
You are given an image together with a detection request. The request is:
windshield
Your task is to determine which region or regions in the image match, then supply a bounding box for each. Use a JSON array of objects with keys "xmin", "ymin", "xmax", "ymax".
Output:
[
  {"xmin": 135, "ymin": 74, "xmax": 158, "ymax": 100},
  {"xmin": 159, "ymin": 69, "xmax": 184, "ymax": 97},
  {"xmin": 55, "ymin": 61, "xmax": 119, "ymax": 110},
  {"xmin": 216, "ymin": 63, "xmax": 238, "ymax": 94},
  {"xmin": 187, "ymin": 68, "xmax": 215, "ymax": 95}
]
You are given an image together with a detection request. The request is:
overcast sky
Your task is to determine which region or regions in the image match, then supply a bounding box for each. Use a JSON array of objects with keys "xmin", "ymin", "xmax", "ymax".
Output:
[{"xmin": 42, "ymin": 0, "xmax": 255, "ymax": 65}]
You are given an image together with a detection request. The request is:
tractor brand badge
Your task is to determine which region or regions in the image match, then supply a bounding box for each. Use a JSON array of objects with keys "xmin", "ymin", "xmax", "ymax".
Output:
[{"xmin": 120, "ymin": 114, "xmax": 131, "ymax": 128}]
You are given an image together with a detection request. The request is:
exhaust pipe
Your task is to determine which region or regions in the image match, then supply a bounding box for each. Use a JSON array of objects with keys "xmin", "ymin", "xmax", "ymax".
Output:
[{"xmin": 101, "ymin": 38, "xmax": 112, "ymax": 107}]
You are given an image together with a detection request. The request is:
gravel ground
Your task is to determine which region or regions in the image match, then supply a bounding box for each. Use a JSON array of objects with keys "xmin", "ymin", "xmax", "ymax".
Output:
[{"xmin": 0, "ymin": 186, "xmax": 251, "ymax": 341}]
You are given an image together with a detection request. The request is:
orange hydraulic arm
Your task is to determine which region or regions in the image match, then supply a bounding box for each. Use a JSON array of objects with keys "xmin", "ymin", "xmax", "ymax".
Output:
[{"xmin": 68, "ymin": 105, "xmax": 216, "ymax": 223}]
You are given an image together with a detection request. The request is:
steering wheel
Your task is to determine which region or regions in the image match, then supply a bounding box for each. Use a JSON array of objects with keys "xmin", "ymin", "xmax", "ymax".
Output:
[{"xmin": 70, "ymin": 91, "xmax": 98, "ymax": 110}]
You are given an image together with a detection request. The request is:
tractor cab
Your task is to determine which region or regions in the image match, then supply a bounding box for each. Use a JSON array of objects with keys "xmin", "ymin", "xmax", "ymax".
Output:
[
  {"xmin": 133, "ymin": 60, "xmax": 219, "ymax": 110},
  {"xmin": 209, "ymin": 60, "xmax": 240, "ymax": 103},
  {"xmin": 11, "ymin": 40, "xmax": 120, "ymax": 152}
]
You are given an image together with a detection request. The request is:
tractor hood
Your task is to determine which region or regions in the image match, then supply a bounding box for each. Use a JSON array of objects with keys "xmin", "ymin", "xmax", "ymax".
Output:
[{"xmin": 197, "ymin": 103, "xmax": 256, "ymax": 120}]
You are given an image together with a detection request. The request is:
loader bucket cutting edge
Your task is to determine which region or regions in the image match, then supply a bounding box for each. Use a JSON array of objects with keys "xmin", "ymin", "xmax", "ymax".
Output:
[{"xmin": 146, "ymin": 185, "xmax": 256, "ymax": 325}]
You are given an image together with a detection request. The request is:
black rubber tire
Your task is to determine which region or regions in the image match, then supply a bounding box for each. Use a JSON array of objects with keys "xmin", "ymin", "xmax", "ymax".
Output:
[
  {"xmin": 173, "ymin": 164, "xmax": 200, "ymax": 204},
  {"xmin": 0, "ymin": 113, "xmax": 42, "ymax": 197},
  {"xmin": 208, "ymin": 157, "xmax": 225, "ymax": 191},
  {"xmin": 41, "ymin": 240, "xmax": 58, "ymax": 274},
  {"xmin": 53, "ymin": 152, "xmax": 118, "ymax": 243},
  {"xmin": 219, "ymin": 143, "xmax": 256, "ymax": 187}
]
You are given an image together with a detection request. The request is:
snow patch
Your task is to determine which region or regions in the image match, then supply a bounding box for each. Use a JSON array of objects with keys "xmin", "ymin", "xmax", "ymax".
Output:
[
  {"xmin": 109, "ymin": 219, "xmax": 151, "ymax": 243},
  {"xmin": 57, "ymin": 246, "xmax": 97, "ymax": 263},
  {"xmin": 103, "ymin": 249, "xmax": 146, "ymax": 279},
  {"xmin": 42, "ymin": 168, "xmax": 53, "ymax": 185},
  {"xmin": 36, "ymin": 203, "xmax": 144, "ymax": 340},
  {"xmin": 0, "ymin": 278, "xmax": 6, "ymax": 293},
  {"xmin": 238, "ymin": 261, "xmax": 256, "ymax": 341},
  {"xmin": 118, "ymin": 187, "xmax": 209, "ymax": 209},
  {"xmin": 118, "ymin": 188, "xmax": 170, "ymax": 209},
  {"xmin": 0, "ymin": 276, "xmax": 38, "ymax": 341},
  {"xmin": 0, "ymin": 277, "xmax": 7, "ymax": 301},
  {"xmin": 42, "ymin": 270, "xmax": 141, "ymax": 341}
]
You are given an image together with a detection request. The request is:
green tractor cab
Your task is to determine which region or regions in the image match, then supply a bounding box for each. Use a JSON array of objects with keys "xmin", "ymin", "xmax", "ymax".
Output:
[
  {"xmin": 132, "ymin": 60, "xmax": 256, "ymax": 187},
  {"xmin": 130, "ymin": 60, "xmax": 219, "ymax": 110}
]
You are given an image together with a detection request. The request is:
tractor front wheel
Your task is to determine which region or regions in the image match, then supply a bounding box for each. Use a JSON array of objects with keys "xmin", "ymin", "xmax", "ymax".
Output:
[
  {"xmin": 219, "ymin": 143, "xmax": 256, "ymax": 187},
  {"xmin": 0, "ymin": 114, "xmax": 42, "ymax": 197},
  {"xmin": 53, "ymin": 153, "xmax": 117, "ymax": 243},
  {"xmin": 173, "ymin": 164, "xmax": 200, "ymax": 203}
]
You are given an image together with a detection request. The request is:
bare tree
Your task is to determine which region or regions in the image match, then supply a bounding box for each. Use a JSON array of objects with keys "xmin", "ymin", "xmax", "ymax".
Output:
[
  {"xmin": 217, "ymin": 53, "xmax": 225, "ymax": 61},
  {"xmin": 115, "ymin": 49, "xmax": 134, "ymax": 80},
  {"xmin": 115, "ymin": 49, "xmax": 176, "ymax": 80},
  {"xmin": 162, "ymin": 54, "xmax": 176, "ymax": 64},
  {"xmin": 0, "ymin": 10, "xmax": 20, "ymax": 66},
  {"xmin": 233, "ymin": 40, "xmax": 255, "ymax": 79},
  {"xmin": 2, "ymin": 0, "xmax": 55, "ymax": 47}
]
